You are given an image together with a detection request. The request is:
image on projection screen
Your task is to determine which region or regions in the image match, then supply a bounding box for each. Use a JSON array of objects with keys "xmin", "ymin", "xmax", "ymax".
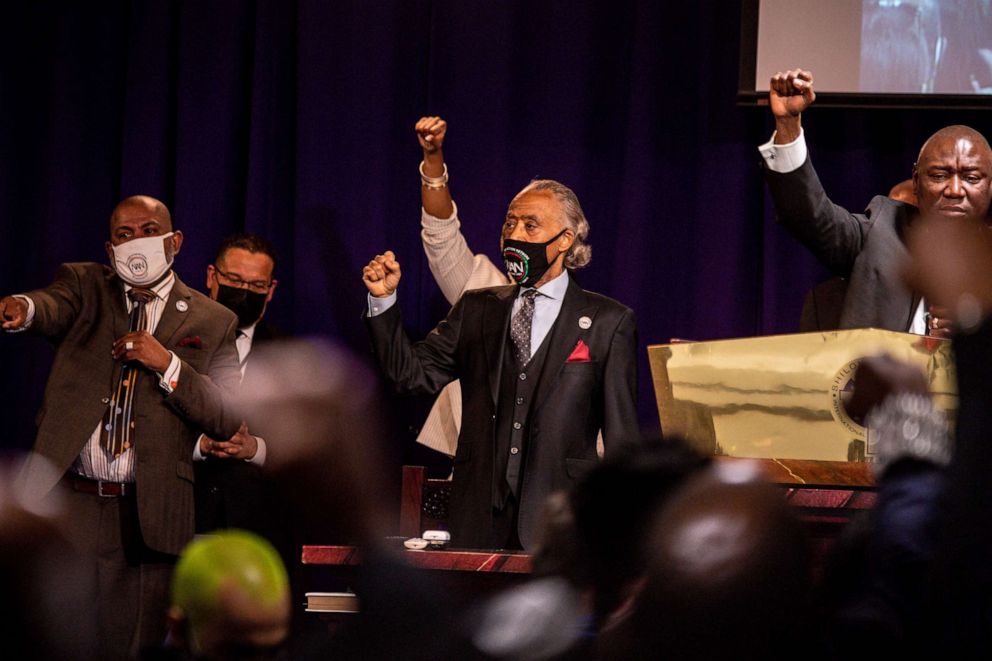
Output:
[
  {"xmin": 755, "ymin": 0, "xmax": 992, "ymax": 95},
  {"xmin": 861, "ymin": 0, "xmax": 992, "ymax": 93}
]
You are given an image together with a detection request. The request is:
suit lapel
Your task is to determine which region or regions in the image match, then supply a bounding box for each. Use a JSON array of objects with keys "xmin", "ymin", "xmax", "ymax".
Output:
[
  {"xmin": 107, "ymin": 270, "xmax": 129, "ymax": 341},
  {"xmin": 896, "ymin": 205, "xmax": 922, "ymax": 331},
  {"xmin": 482, "ymin": 285, "xmax": 518, "ymax": 405},
  {"xmin": 533, "ymin": 278, "xmax": 598, "ymax": 411},
  {"xmin": 155, "ymin": 275, "xmax": 192, "ymax": 346}
]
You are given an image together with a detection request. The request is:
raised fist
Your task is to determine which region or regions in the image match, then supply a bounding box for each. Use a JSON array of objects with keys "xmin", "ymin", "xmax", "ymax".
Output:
[
  {"xmin": 769, "ymin": 69, "xmax": 815, "ymax": 119},
  {"xmin": 362, "ymin": 250, "xmax": 402, "ymax": 298},
  {"xmin": 415, "ymin": 116, "xmax": 447, "ymax": 154}
]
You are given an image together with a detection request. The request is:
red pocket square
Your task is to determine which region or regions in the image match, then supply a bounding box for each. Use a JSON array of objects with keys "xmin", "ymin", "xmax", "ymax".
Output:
[
  {"xmin": 177, "ymin": 335, "xmax": 202, "ymax": 349},
  {"xmin": 566, "ymin": 339, "xmax": 591, "ymax": 363}
]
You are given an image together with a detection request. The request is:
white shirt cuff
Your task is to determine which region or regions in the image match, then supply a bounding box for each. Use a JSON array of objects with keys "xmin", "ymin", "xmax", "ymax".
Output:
[
  {"xmin": 193, "ymin": 435, "xmax": 206, "ymax": 461},
  {"xmin": 158, "ymin": 351, "xmax": 182, "ymax": 392},
  {"xmin": 758, "ymin": 128, "xmax": 807, "ymax": 173},
  {"xmin": 248, "ymin": 436, "xmax": 266, "ymax": 466},
  {"xmin": 368, "ymin": 291, "xmax": 398, "ymax": 317},
  {"xmin": 4, "ymin": 294, "xmax": 35, "ymax": 332},
  {"xmin": 193, "ymin": 433, "xmax": 265, "ymax": 465}
]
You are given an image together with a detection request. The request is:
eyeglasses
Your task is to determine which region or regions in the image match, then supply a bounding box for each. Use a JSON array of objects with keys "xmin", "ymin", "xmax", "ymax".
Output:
[{"xmin": 213, "ymin": 264, "xmax": 272, "ymax": 293}]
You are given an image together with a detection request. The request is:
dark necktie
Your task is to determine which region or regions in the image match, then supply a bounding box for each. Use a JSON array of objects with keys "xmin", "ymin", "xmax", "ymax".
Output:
[
  {"xmin": 100, "ymin": 288, "xmax": 155, "ymax": 458},
  {"xmin": 510, "ymin": 289, "xmax": 539, "ymax": 366}
]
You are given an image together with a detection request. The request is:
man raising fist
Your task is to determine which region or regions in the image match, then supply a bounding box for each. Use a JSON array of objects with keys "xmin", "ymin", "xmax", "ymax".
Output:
[
  {"xmin": 362, "ymin": 176, "xmax": 640, "ymax": 551},
  {"xmin": 760, "ymin": 68, "xmax": 992, "ymax": 336}
]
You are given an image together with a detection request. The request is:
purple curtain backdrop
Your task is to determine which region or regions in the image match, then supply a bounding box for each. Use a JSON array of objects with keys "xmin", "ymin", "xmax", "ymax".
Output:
[{"xmin": 1, "ymin": 1, "xmax": 989, "ymax": 474}]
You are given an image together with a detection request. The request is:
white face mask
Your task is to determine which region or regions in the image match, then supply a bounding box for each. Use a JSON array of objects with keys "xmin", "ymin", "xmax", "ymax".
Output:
[{"xmin": 111, "ymin": 232, "xmax": 175, "ymax": 286}]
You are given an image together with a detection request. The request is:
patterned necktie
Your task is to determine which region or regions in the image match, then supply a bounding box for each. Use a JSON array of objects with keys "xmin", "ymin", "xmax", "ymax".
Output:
[
  {"xmin": 510, "ymin": 289, "xmax": 539, "ymax": 366},
  {"xmin": 100, "ymin": 288, "xmax": 155, "ymax": 458}
]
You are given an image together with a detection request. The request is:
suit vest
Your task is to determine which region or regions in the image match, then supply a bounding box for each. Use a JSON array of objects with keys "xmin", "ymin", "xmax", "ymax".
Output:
[{"xmin": 492, "ymin": 325, "xmax": 555, "ymax": 509}]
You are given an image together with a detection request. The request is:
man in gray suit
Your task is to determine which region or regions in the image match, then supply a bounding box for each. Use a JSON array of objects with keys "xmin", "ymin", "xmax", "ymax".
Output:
[
  {"xmin": 0, "ymin": 195, "xmax": 242, "ymax": 659},
  {"xmin": 761, "ymin": 68, "xmax": 992, "ymax": 336}
]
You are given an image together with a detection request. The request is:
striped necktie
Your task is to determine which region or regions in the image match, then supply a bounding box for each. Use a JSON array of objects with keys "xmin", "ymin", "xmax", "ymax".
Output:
[{"xmin": 100, "ymin": 288, "xmax": 155, "ymax": 458}]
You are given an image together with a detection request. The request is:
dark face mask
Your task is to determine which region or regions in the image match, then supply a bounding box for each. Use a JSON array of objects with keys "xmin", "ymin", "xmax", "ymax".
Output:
[
  {"xmin": 215, "ymin": 283, "xmax": 267, "ymax": 328},
  {"xmin": 502, "ymin": 229, "xmax": 567, "ymax": 287}
]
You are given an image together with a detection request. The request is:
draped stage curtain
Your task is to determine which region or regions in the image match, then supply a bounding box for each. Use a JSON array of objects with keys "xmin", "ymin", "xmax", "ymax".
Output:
[{"xmin": 1, "ymin": 1, "xmax": 987, "ymax": 471}]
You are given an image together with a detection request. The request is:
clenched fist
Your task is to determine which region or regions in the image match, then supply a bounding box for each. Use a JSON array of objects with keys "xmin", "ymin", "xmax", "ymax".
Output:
[
  {"xmin": 769, "ymin": 69, "xmax": 815, "ymax": 144},
  {"xmin": 416, "ymin": 116, "xmax": 447, "ymax": 154},
  {"xmin": 0, "ymin": 296, "xmax": 28, "ymax": 330},
  {"xmin": 769, "ymin": 69, "xmax": 815, "ymax": 119},
  {"xmin": 362, "ymin": 251, "xmax": 402, "ymax": 298},
  {"xmin": 112, "ymin": 330, "xmax": 173, "ymax": 373}
]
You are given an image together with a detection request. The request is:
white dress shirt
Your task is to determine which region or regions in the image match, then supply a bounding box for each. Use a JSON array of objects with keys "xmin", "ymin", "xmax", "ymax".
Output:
[{"xmin": 510, "ymin": 269, "xmax": 569, "ymax": 359}]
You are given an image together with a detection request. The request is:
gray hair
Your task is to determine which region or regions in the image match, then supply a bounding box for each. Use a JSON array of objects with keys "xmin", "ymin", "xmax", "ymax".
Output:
[{"xmin": 516, "ymin": 179, "xmax": 592, "ymax": 269}]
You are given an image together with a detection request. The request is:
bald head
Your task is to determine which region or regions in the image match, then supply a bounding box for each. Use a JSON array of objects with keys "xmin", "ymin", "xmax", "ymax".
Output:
[
  {"xmin": 170, "ymin": 530, "xmax": 290, "ymax": 656},
  {"xmin": 913, "ymin": 125, "xmax": 992, "ymax": 223},
  {"xmin": 619, "ymin": 467, "xmax": 812, "ymax": 659},
  {"xmin": 917, "ymin": 125, "xmax": 992, "ymax": 165},
  {"xmin": 110, "ymin": 195, "xmax": 172, "ymax": 233}
]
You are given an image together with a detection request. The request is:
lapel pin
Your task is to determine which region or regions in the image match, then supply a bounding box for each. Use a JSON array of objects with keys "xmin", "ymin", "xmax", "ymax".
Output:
[
  {"xmin": 578, "ymin": 316, "xmax": 592, "ymax": 330},
  {"xmin": 176, "ymin": 300, "xmax": 189, "ymax": 312}
]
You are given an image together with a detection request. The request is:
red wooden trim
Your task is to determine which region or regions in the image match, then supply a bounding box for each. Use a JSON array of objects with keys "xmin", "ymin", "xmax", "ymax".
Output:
[
  {"xmin": 302, "ymin": 545, "xmax": 532, "ymax": 574},
  {"xmin": 399, "ymin": 465, "xmax": 426, "ymax": 537}
]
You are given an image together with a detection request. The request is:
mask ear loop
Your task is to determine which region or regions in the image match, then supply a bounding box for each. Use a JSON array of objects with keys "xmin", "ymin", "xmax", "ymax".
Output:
[{"xmin": 550, "ymin": 228, "xmax": 572, "ymax": 265}]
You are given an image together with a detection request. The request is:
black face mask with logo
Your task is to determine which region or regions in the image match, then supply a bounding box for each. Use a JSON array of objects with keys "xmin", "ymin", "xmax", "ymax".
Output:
[
  {"xmin": 215, "ymin": 283, "xmax": 267, "ymax": 328},
  {"xmin": 502, "ymin": 229, "xmax": 567, "ymax": 287}
]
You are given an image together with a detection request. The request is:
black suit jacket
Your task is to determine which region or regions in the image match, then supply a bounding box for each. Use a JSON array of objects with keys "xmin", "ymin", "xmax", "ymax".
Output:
[
  {"xmin": 367, "ymin": 276, "xmax": 640, "ymax": 549},
  {"xmin": 765, "ymin": 156, "xmax": 919, "ymax": 331},
  {"xmin": 193, "ymin": 318, "xmax": 286, "ymax": 534}
]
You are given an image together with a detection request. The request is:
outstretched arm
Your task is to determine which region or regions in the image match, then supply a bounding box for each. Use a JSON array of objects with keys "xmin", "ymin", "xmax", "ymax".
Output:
[{"xmin": 8, "ymin": 264, "xmax": 88, "ymax": 337}]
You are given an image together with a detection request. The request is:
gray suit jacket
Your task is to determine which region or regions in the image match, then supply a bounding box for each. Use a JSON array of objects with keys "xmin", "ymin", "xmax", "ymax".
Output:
[
  {"xmin": 765, "ymin": 156, "xmax": 920, "ymax": 331},
  {"xmin": 18, "ymin": 263, "xmax": 242, "ymax": 554}
]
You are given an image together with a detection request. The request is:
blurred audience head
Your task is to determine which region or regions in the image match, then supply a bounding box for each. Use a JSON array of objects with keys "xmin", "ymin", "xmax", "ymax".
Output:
[
  {"xmin": 601, "ymin": 461, "xmax": 812, "ymax": 660},
  {"xmin": 568, "ymin": 438, "xmax": 710, "ymax": 625},
  {"xmin": 529, "ymin": 490, "xmax": 582, "ymax": 580},
  {"xmin": 168, "ymin": 529, "xmax": 290, "ymax": 660},
  {"xmin": 236, "ymin": 338, "xmax": 389, "ymax": 544},
  {"xmin": 905, "ymin": 204, "xmax": 992, "ymax": 333},
  {"xmin": 0, "ymin": 455, "xmax": 96, "ymax": 660}
]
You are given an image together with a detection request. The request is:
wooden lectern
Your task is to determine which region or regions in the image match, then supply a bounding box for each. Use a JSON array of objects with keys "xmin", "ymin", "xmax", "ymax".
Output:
[{"xmin": 648, "ymin": 329, "xmax": 956, "ymax": 487}]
